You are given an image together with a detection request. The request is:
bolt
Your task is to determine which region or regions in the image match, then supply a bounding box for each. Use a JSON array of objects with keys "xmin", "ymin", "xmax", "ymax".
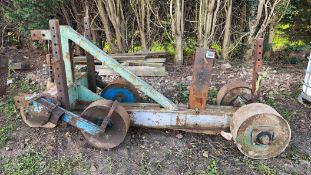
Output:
[{"xmin": 258, "ymin": 134, "xmax": 270, "ymax": 145}]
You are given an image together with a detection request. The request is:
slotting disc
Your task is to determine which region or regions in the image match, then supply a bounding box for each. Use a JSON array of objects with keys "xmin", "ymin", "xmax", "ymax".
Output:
[
  {"xmin": 217, "ymin": 81, "xmax": 253, "ymax": 107},
  {"xmin": 230, "ymin": 103, "xmax": 291, "ymax": 159},
  {"xmin": 81, "ymin": 99, "xmax": 130, "ymax": 149},
  {"xmin": 100, "ymin": 79, "xmax": 140, "ymax": 103}
]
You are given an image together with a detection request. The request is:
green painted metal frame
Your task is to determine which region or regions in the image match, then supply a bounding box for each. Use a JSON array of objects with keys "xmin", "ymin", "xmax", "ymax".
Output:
[{"xmin": 34, "ymin": 25, "xmax": 178, "ymax": 110}]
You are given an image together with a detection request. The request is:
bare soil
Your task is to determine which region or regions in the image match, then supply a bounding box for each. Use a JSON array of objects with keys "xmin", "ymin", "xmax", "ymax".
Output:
[{"xmin": 0, "ymin": 48, "xmax": 310, "ymax": 175}]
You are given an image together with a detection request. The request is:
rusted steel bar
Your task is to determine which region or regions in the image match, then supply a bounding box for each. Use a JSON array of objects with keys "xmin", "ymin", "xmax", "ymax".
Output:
[
  {"xmin": 83, "ymin": 15, "xmax": 97, "ymax": 92},
  {"xmin": 251, "ymin": 38, "xmax": 264, "ymax": 96},
  {"xmin": 188, "ymin": 48, "xmax": 214, "ymax": 110},
  {"xmin": 49, "ymin": 20, "xmax": 70, "ymax": 110}
]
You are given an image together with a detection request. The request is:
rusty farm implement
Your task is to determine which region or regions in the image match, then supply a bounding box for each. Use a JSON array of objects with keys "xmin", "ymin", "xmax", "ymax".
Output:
[{"xmin": 14, "ymin": 19, "xmax": 291, "ymax": 159}]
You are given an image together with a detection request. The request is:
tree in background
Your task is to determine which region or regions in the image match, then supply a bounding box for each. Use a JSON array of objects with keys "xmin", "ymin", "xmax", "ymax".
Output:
[
  {"xmin": 170, "ymin": 0, "xmax": 184, "ymax": 65},
  {"xmin": 0, "ymin": 0, "xmax": 296, "ymax": 64},
  {"xmin": 2, "ymin": 0, "xmax": 62, "ymax": 46}
]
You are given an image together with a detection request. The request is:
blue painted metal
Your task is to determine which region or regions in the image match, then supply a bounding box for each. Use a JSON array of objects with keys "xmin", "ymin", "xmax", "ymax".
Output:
[
  {"xmin": 100, "ymin": 87, "xmax": 136, "ymax": 103},
  {"xmin": 37, "ymin": 97, "xmax": 105, "ymax": 135}
]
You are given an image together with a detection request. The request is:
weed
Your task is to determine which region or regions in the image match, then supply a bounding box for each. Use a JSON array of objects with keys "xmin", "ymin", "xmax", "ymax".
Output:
[
  {"xmin": 176, "ymin": 83, "xmax": 189, "ymax": 104},
  {"xmin": 281, "ymin": 110, "xmax": 295, "ymax": 122},
  {"xmin": 0, "ymin": 124, "xmax": 14, "ymax": 145},
  {"xmin": 207, "ymin": 159, "xmax": 219, "ymax": 175},
  {"xmin": 10, "ymin": 79, "xmax": 39, "ymax": 93},
  {"xmin": 207, "ymin": 87, "xmax": 219, "ymax": 105},
  {"xmin": 255, "ymin": 162, "xmax": 277, "ymax": 175},
  {"xmin": 2, "ymin": 152, "xmax": 46, "ymax": 175},
  {"xmin": 264, "ymin": 96, "xmax": 276, "ymax": 108},
  {"xmin": 285, "ymin": 145, "xmax": 311, "ymax": 162},
  {"xmin": 242, "ymin": 158, "xmax": 277, "ymax": 175},
  {"xmin": 0, "ymin": 99, "xmax": 20, "ymax": 146},
  {"xmin": 1, "ymin": 152, "xmax": 89, "ymax": 175},
  {"xmin": 49, "ymin": 153, "xmax": 88, "ymax": 175}
]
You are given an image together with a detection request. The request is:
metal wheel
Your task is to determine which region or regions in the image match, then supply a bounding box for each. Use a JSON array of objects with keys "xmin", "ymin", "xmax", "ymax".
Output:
[
  {"xmin": 217, "ymin": 81, "xmax": 253, "ymax": 107},
  {"xmin": 18, "ymin": 95, "xmax": 60, "ymax": 128},
  {"xmin": 100, "ymin": 79, "xmax": 140, "ymax": 103},
  {"xmin": 81, "ymin": 99, "xmax": 130, "ymax": 149},
  {"xmin": 230, "ymin": 103, "xmax": 291, "ymax": 159}
]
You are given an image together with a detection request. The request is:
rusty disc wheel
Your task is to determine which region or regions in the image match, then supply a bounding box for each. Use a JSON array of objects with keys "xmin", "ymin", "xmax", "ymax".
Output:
[
  {"xmin": 100, "ymin": 79, "xmax": 140, "ymax": 103},
  {"xmin": 81, "ymin": 99, "xmax": 130, "ymax": 149},
  {"xmin": 19, "ymin": 95, "xmax": 60, "ymax": 128},
  {"xmin": 231, "ymin": 103, "xmax": 291, "ymax": 159},
  {"xmin": 217, "ymin": 81, "xmax": 253, "ymax": 107}
]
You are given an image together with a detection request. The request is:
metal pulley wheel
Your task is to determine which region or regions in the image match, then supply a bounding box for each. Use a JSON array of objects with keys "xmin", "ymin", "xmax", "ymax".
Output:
[
  {"xmin": 230, "ymin": 103, "xmax": 291, "ymax": 159},
  {"xmin": 217, "ymin": 81, "xmax": 253, "ymax": 107},
  {"xmin": 100, "ymin": 79, "xmax": 140, "ymax": 103},
  {"xmin": 81, "ymin": 99, "xmax": 130, "ymax": 149}
]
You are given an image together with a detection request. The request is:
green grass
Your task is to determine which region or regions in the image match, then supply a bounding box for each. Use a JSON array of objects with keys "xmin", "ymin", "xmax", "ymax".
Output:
[
  {"xmin": 0, "ymin": 79, "xmax": 40, "ymax": 146},
  {"xmin": 0, "ymin": 99, "xmax": 20, "ymax": 146},
  {"xmin": 176, "ymin": 83, "xmax": 219, "ymax": 105},
  {"xmin": 255, "ymin": 162, "xmax": 277, "ymax": 175},
  {"xmin": 2, "ymin": 152, "xmax": 46, "ymax": 175},
  {"xmin": 243, "ymin": 159, "xmax": 277, "ymax": 175},
  {"xmin": 176, "ymin": 83, "xmax": 189, "ymax": 104},
  {"xmin": 207, "ymin": 159, "xmax": 219, "ymax": 175},
  {"xmin": 1, "ymin": 152, "xmax": 89, "ymax": 175}
]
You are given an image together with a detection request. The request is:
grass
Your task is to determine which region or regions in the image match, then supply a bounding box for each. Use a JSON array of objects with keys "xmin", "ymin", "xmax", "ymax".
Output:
[
  {"xmin": 1, "ymin": 152, "xmax": 89, "ymax": 175},
  {"xmin": 207, "ymin": 159, "xmax": 219, "ymax": 175},
  {"xmin": 176, "ymin": 83, "xmax": 189, "ymax": 104},
  {"xmin": 2, "ymin": 152, "xmax": 46, "ymax": 175},
  {"xmin": 255, "ymin": 162, "xmax": 277, "ymax": 175},
  {"xmin": 0, "ymin": 79, "xmax": 40, "ymax": 146},
  {"xmin": 0, "ymin": 99, "xmax": 20, "ymax": 146},
  {"xmin": 243, "ymin": 159, "xmax": 277, "ymax": 175},
  {"xmin": 176, "ymin": 83, "xmax": 219, "ymax": 105}
]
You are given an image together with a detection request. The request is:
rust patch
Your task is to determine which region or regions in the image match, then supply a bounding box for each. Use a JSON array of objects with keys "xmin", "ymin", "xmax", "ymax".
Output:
[
  {"xmin": 252, "ymin": 38, "xmax": 264, "ymax": 96},
  {"xmin": 188, "ymin": 48, "xmax": 214, "ymax": 110}
]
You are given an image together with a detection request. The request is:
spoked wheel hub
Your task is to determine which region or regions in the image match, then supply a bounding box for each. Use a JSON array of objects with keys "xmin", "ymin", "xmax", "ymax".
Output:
[
  {"xmin": 81, "ymin": 99, "xmax": 130, "ymax": 149},
  {"xmin": 231, "ymin": 103, "xmax": 291, "ymax": 159}
]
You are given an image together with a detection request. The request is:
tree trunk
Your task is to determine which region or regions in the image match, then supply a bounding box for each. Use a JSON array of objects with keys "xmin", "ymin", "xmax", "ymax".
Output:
[
  {"xmin": 221, "ymin": 0, "xmax": 232, "ymax": 60},
  {"xmin": 170, "ymin": 0, "xmax": 184, "ymax": 65},
  {"xmin": 175, "ymin": 35, "xmax": 183, "ymax": 65},
  {"xmin": 96, "ymin": 0, "xmax": 119, "ymax": 53},
  {"xmin": 264, "ymin": 24, "xmax": 274, "ymax": 58}
]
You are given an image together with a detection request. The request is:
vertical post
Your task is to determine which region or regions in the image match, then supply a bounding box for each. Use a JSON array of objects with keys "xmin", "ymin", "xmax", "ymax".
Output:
[
  {"xmin": 61, "ymin": 35, "xmax": 74, "ymax": 84},
  {"xmin": 188, "ymin": 48, "xmax": 215, "ymax": 110},
  {"xmin": 84, "ymin": 15, "xmax": 97, "ymax": 92},
  {"xmin": 252, "ymin": 38, "xmax": 264, "ymax": 97},
  {"xmin": 49, "ymin": 20, "xmax": 70, "ymax": 110}
]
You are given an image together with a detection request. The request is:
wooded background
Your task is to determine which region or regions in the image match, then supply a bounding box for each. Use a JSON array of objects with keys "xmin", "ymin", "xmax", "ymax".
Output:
[{"xmin": 0, "ymin": 0, "xmax": 310, "ymax": 64}]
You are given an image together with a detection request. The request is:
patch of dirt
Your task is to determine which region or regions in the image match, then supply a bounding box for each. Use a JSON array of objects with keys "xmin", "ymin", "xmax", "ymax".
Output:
[{"xmin": 0, "ymin": 48, "xmax": 310, "ymax": 175}]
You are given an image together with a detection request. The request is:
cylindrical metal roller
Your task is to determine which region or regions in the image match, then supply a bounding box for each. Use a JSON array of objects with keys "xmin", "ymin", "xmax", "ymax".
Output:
[
  {"xmin": 230, "ymin": 103, "xmax": 291, "ymax": 159},
  {"xmin": 81, "ymin": 99, "xmax": 130, "ymax": 149},
  {"xmin": 217, "ymin": 81, "xmax": 253, "ymax": 107}
]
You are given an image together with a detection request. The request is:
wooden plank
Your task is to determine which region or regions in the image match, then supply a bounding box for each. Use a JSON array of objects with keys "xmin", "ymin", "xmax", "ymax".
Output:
[
  {"xmin": 12, "ymin": 62, "xmax": 31, "ymax": 70},
  {"xmin": 110, "ymin": 54, "xmax": 146, "ymax": 60},
  {"xmin": 96, "ymin": 66, "xmax": 168, "ymax": 77},
  {"xmin": 122, "ymin": 61, "xmax": 163, "ymax": 67},
  {"xmin": 136, "ymin": 51, "xmax": 167, "ymax": 57},
  {"xmin": 74, "ymin": 56, "xmax": 166, "ymax": 64}
]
